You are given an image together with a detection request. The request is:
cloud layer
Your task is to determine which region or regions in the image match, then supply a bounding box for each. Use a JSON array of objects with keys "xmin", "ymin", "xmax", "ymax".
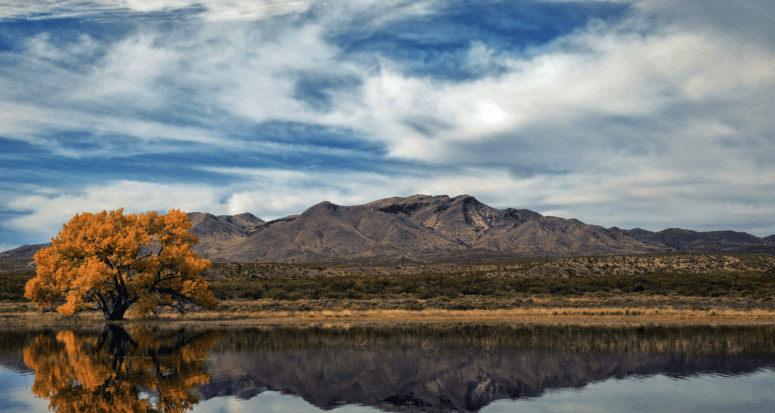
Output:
[{"xmin": 1, "ymin": 0, "xmax": 774, "ymax": 250}]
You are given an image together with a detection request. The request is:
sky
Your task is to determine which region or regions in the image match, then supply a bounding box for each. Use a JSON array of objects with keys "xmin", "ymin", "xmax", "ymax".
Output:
[{"xmin": 1, "ymin": 0, "xmax": 774, "ymax": 252}]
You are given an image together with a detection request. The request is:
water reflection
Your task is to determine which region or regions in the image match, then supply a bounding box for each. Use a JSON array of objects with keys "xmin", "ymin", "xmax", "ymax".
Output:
[
  {"xmin": 22, "ymin": 325, "xmax": 217, "ymax": 412},
  {"xmin": 3, "ymin": 324, "xmax": 775, "ymax": 412},
  {"xmin": 201, "ymin": 325, "xmax": 775, "ymax": 412}
]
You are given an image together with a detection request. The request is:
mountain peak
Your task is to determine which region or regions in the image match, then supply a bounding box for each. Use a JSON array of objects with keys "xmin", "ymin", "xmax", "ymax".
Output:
[
  {"xmin": 233, "ymin": 212, "xmax": 263, "ymax": 223},
  {"xmin": 303, "ymin": 201, "xmax": 342, "ymax": 216},
  {"xmin": 453, "ymin": 194, "xmax": 476, "ymax": 202}
]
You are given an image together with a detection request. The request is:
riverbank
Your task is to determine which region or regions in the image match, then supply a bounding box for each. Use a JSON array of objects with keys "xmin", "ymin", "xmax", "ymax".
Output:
[
  {"xmin": 3, "ymin": 294, "xmax": 774, "ymax": 329},
  {"xmin": 4, "ymin": 254, "xmax": 774, "ymax": 329}
]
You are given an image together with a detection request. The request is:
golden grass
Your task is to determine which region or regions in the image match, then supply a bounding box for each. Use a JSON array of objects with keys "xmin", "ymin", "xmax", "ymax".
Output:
[
  {"xmin": 174, "ymin": 306, "xmax": 775, "ymax": 327},
  {"xmin": 2, "ymin": 296, "xmax": 774, "ymax": 329}
]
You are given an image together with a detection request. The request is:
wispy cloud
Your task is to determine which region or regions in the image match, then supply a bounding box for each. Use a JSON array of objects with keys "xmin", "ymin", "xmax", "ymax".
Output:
[
  {"xmin": 0, "ymin": 0, "xmax": 313, "ymax": 21},
  {"xmin": 1, "ymin": 0, "xmax": 774, "ymax": 249},
  {"xmin": 5, "ymin": 180, "xmax": 223, "ymax": 236}
]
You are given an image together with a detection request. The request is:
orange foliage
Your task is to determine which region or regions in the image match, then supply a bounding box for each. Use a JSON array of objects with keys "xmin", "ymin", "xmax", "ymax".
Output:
[
  {"xmin": 25, "ymin": 209, "xmax": 218, "ymax": 320},
  {"xmin": 23, "ymin": 327, "xmax": 218, "ymax": 413}
]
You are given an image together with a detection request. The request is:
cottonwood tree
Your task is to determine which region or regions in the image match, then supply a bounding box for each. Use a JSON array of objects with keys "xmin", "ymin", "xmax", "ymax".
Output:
[{"xmin": 25, "ymin": 209, "xmax": 218, "ymax": 320}]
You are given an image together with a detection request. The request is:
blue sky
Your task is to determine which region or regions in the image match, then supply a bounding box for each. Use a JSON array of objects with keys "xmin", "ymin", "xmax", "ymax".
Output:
[{"xmin": 1, "ymin": 0, "xmax": 774, "ymax": 251}]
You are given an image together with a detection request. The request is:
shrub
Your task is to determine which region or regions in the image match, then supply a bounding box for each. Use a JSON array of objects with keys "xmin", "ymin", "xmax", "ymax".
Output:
[{"xmin": 202, "ymin": 269, "xmax": 775, "ymax": 302}]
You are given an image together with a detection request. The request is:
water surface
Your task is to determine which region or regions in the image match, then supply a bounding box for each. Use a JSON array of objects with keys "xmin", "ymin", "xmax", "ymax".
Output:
[{"xmin": 1, "ymin": 324, "xmax": 774, "ymax": 412}]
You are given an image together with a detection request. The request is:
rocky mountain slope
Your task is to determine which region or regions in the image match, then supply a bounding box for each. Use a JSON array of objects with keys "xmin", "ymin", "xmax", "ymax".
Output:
[
  {"xmin": 185, "ymin": 212, "xmax": 264, "ymax": 259},
  {"xmin": 3, "ymin": 194, "xmax": 774, "ymax": 264},
  {"xmin": 187, "ymin": 195, "xmax": 655, "ymax": 262},
  {"xmin": 186, "ymin": 194, "xmax": 773, "ymax": 263}
]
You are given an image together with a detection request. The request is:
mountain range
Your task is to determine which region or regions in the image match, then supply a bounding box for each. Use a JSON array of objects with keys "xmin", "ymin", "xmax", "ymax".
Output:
[
  {"xmin": 185, "ymin": 194, "xmax": 775, "ymax": 263},
  {"xmin": 3, "ymin": 194, "xmax": 774, "ymax": 264}
]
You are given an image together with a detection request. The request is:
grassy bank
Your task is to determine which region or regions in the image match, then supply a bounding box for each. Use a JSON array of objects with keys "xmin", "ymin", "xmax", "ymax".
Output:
[
  {"xmin": 2, "ymin": 254, "xmax": 774, "ymax": 327},
  {"xmin": 3, "ymin": 294, "xmax": 774, "ymax": 328}
]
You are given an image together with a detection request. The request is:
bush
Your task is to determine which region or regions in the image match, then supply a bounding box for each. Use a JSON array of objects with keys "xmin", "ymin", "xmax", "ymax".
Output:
[
  {"xmin": 0, "ymin": 272, "xmax": 35, "ymax": 301},
  {"xmin": 203, "ymin": 270, "xmax": 775, "ymax": 302}
]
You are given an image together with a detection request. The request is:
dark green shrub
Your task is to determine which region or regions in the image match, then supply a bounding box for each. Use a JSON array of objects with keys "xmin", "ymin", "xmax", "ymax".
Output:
[{"xmin": 204, "ymin": 269, "xmax": 775, "ymax": 302}]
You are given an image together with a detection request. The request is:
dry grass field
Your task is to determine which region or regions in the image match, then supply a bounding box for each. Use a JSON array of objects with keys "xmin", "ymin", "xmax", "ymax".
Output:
[{"xmin": 2, "ymin": 295, "xmax": 774, "ymax": 329}]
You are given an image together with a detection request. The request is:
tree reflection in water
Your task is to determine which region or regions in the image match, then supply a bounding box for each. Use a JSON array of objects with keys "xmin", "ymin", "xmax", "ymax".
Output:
[{"xmin": 23, "ymin": 325, "xmax": 218, "ymax": 412}]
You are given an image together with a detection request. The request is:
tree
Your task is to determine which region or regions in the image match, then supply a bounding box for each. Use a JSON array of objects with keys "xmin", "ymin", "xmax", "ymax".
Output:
[{"xmin": 25, "ymin": 209, "xmax": 218, "ymax": 320}]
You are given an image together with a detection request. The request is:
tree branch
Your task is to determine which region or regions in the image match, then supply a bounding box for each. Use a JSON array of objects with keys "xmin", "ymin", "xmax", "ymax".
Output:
[{"xmin": 93, "ymin": 292, "xmax": 107, "ymax": 313}]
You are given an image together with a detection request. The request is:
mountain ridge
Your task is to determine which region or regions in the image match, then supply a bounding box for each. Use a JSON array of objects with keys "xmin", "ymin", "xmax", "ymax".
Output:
[
  {"xmin": 187, "ymin": 194, "xmax": 775, "ymax": 263},
  {"xmin": 2, "ymin": 194, "xmax": 774, "ymax": 264}
]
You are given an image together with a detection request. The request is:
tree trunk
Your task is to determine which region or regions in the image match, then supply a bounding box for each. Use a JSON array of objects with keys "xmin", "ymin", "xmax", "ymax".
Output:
[
  {"xmin": 104, "ymin": 295, "xmax": 131, "ymax": 321},
  {"xmin": 107, "ymin": 305, "xmax": 129, "ymax": 321}
]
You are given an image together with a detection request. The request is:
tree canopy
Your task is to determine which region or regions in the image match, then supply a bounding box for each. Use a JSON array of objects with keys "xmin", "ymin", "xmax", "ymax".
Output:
[{"xmin": 25, "ymin": 209, "xmax": 218, "ymax": 320}]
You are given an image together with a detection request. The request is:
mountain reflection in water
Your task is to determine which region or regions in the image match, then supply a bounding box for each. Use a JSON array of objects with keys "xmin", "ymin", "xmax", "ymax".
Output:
[
  {"xmin": 202, "ymin": 325, "xmax": 775, "ymax": 412},
  {"xmin": 5, "ymin": 324, "xmax": 775, "ymax": 412}
]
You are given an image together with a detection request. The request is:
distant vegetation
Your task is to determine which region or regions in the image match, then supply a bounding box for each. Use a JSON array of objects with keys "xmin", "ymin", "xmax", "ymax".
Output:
[
  {"xmin": 0, "ymin": 271, "xmax": 33, "ymax": 302},
  {"xmin": 3, "ymin": 254, "xmax": 774, "ymax": 310},
  {"xmin": 208, "ymin": 270, "xmax": 775, "ymax": 302}
]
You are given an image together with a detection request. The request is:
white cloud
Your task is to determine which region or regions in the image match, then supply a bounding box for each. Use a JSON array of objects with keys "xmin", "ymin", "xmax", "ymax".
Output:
[
  {"xmin": 361, "ymin": 20, "xmax": 775, "ymax": 163},
  {"xmin": 204, "ymin": 23, "xmax": 346, "ymax": 124},
  {"xmin": 227, "ymin": 193, "xmax": 257, "ymax": 215},
  {"xmin": 538, "ymin": 162, "xmax": 775, "ymax": 234},
  {"xmin": 2, "ymin": 0, "xmax": 775, "ymax": 241},
  {"xmin": 201, "ymin": 167, "xmax": 310, "ymax": 180},
  {"xmin": 21, "ymin": 0, "xmax": 773, "ymax": 164},
  {"xmin": 24, "ymin": 33, "xmax": 99, "ymax": 62},
  {"xmin": 71, "ymin": 34, "xmax": 177, "ymax": 109},
  {"xmin": 0, "ymin": 0, "xmax": 314, "ymax": 21},
  {"xmin": 0, "ymin": 0, "xmax": 446, "ymax": 24},
  {"xmin": 5, "ymin": 180, "xmax": 224, "ymax": 237},
  {"xmin": 1, "ymin": 17, "xmax": 369, "ymax": 152},
  {"xmin": 0, "ymin": 243, "xmax": 22, "ymax": 253}
]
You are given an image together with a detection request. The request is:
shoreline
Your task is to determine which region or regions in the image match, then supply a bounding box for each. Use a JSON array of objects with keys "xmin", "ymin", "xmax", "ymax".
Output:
[{"xmin": 2, "ymin": 300, "xmax": 774, "ymax": 329}]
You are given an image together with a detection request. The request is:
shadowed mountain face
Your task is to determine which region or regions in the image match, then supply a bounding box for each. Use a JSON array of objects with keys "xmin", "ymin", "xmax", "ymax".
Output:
[
  {"xmin": 609, "ymin": 227, "xmax": 774, "ymax": 252},
  {"xmin": 3, "ymin": 195, "xmax": 774, "ymax": 263}
]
